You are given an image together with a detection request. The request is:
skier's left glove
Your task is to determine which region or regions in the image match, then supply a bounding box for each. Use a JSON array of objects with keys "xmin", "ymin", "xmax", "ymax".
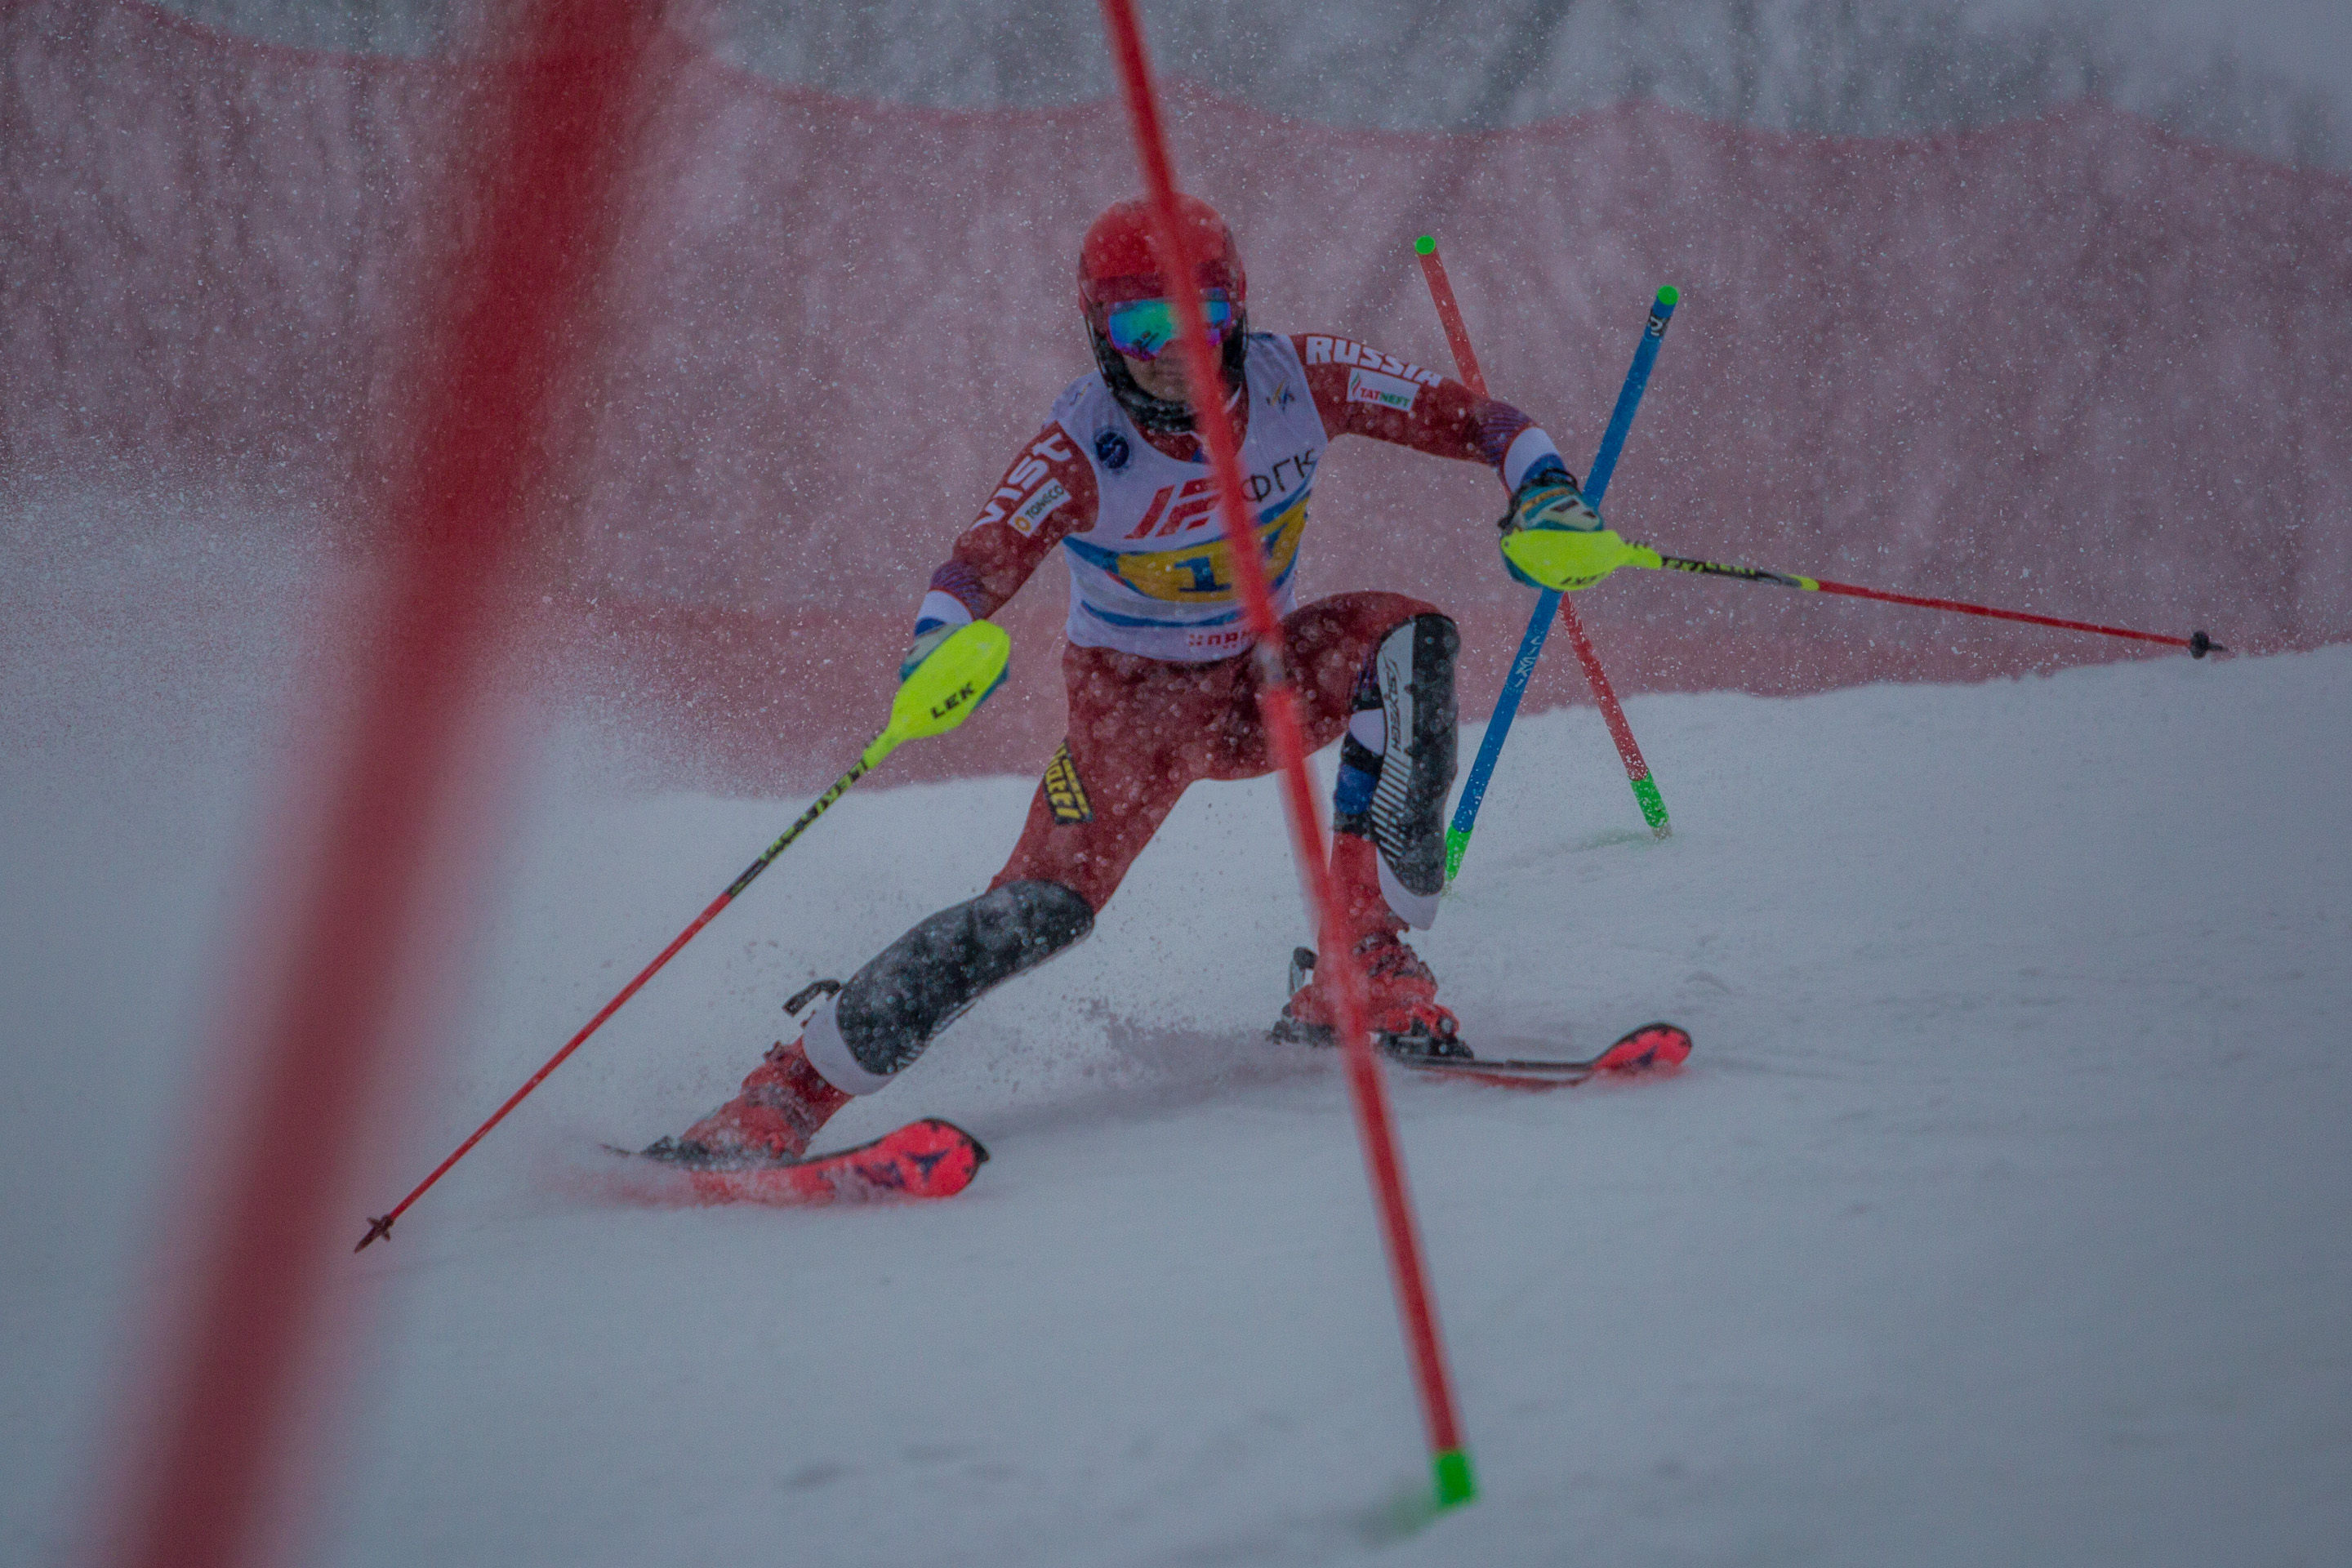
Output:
[{"xmin": 1496, "ymin": 461, "xmax": 1657, "ymax": 592}]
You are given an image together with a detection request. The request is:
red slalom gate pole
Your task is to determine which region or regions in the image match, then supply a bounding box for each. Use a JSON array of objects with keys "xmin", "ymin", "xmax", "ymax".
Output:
[
  {"xmin": 1095, "ymin": 0, "xmax": 1475, "ymax": 1511},
  {"xmin": 95, "ymin": 6, "xmax": 659, "ymax": 1568},
  {"xmin": 1412, "ymin": 243, "xmax": 1486, "ymax": 397},
  {"xmin": 1414, "ymin": 238, "xmax": 1668, "ymax": 839}
]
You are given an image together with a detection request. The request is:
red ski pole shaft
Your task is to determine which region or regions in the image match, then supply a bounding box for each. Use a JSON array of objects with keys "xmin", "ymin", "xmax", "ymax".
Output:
[
  {"xmin": 354, "ymin": 887, "xmax": 733, "ymax": 1250},
  {"xmin": 356, "ymin": 742, "xmax": 884, "ymax": 1250},
  {"xmin": 1098, "ymin": 0, "xmax": 1473, "ymax": 1508},
  {"xmin": 1415, "ymin": 238, "xmax": 1667, "ymax": 837},
  {"xmin": 1650, "ymin": 551, "xmax": 2223, "ymax": 654},
  {"xmin": 1812, "ymin": 577, "xmax": 2206, "ymax": 648}
]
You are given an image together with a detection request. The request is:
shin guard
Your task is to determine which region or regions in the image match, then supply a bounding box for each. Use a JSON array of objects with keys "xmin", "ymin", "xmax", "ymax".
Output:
[
  {"xmin": 802, "ymin": 879, "xmax": 1094, "ymax": 1092},
  {"xmin": 1355, "ymin": 613, "xmax": 1458, "ymax": 929}
]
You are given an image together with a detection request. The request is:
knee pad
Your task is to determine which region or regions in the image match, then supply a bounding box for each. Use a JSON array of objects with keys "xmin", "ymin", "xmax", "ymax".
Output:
[
  {"xmin": 1346, "ymin": 612, "xmax": 1457, "ymax": 929},
  {"xmin": 804, "ymin": 880, "xmax": 1094, "ymax": 1089}
]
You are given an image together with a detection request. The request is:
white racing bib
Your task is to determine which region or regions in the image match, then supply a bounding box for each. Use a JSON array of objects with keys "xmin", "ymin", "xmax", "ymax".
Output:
[{"xmin": 1049, "ymin": 334, "xmax": 1332, "ymax": 662}]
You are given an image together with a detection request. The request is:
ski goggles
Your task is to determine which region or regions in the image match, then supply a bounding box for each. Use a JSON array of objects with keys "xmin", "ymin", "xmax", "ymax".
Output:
[{"xmin": 1102, "ymin": 291, "xmax": 1236, "ymax": 361}]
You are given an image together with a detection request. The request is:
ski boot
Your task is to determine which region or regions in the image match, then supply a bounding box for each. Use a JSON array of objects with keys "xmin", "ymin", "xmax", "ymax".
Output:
[
  {"xmin": 1274, "ymin": 941, "xmax": 1468, "ymax": 1060},
  {"xmin": 1272, "ymin": 831, "xmax": 1465, "ymax": 1059},
  {"xmin": 641, "ymin": 1036, "xmax": 849, "ymax": 1169}
]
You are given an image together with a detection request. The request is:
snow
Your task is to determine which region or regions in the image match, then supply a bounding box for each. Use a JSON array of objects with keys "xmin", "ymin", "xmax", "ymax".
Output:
[{"xmin": 6, "ymin": 514, "xmax": 2348, "ymax": 1564}]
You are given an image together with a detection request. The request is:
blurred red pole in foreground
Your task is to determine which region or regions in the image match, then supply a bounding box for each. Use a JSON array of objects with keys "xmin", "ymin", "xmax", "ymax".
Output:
[{"xmin": 97, "ymin": 5, "xmax": 659, "ymax": 1566}]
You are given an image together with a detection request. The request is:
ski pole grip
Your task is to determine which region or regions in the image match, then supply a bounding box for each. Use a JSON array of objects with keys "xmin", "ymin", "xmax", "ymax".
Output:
[{"xmin": 883, "ymin": 621, "xmax": 1012, "ymax": 749}]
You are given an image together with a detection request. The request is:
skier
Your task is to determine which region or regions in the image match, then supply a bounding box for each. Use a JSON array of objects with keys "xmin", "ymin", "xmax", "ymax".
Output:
[{"xmin": 652, "ymin": 194, "xmax": 1627, "ymax": 1168}]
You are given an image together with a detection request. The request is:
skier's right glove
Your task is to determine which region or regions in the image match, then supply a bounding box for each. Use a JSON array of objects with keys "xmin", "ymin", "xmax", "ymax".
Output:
[
  {"xmin": 1496, "ymin": 461, "xmax": 1658, "ymax": 592},
  {"xmin": 898, "ymin": 621, "xmax": 1010, "ymax": 710},
  {"xmin": 899, "ymin": 623, "xmax": 956, "ymax": 683}
]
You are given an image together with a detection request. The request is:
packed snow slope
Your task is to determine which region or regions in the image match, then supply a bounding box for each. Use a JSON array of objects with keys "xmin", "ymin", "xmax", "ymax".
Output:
[{"xmin": 4, "ymin": 534, "xmax": 2347, "ymax": 1562}]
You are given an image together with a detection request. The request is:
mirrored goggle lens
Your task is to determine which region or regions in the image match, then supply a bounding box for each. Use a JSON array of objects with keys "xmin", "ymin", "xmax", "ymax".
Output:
[{"xmin": 1104, "ymin": 292, "xmax": 1234, "ymax": 361}]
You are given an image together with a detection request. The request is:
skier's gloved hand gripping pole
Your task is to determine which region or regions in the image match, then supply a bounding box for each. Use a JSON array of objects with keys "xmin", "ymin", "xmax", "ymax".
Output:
[
  {"xmin": 354, "ymin": 622, "xmax": 1012, "ymax": 1250},
  {"xmin": 1094, "ymin": 0, "xmax": 1477, "ymax": 1515},
  {"xmin": 1432, "ymin": 259, "xmax": 1682, "ymax": 880}
]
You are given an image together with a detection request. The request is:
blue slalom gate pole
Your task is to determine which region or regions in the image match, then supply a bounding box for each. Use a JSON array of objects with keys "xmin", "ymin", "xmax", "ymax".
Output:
[{"xmin": 1445, "ymin": 284, "xmax": 1680, "ymax": 882}]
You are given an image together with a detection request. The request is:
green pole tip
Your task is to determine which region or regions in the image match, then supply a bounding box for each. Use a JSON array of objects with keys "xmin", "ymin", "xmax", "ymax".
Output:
[
  {"xmin": 1656, "ymin": 283, "xmax": 1681, "ymax": 306},
  {"xmin": 1432, "ymin": 1448, "xmax": 1479, "ymax": 1508},
  {"xmin": 1632, "ymin": 775, "xmax": 1671, "ymax": 835},
  {"xmin": 1414, "ymin": 234, "xmax": 1437, "ymax": 256}
]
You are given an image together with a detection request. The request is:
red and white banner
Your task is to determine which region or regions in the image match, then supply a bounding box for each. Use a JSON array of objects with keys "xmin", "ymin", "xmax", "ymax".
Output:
[{"xmin": 8, "ymin": 0, "xmax": 2349, "ymax": 788}]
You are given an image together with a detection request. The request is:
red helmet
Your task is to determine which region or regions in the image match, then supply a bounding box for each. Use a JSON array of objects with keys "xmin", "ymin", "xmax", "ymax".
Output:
[
  {"xmin": 1078, "ymin": 194, "xmax": 1247, "ymax": 332},
  {"xmin": 1077, "ymin": 195, "xmax": 1250, "ymax": 431}
]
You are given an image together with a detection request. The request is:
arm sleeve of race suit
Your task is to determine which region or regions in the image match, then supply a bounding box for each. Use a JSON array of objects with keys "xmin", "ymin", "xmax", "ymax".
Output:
[
  {"xmin": 913, "ymin": 420, "xmax": 1102, "ymax": 635},
  {"xmin": 1292, "ymin": 333, "xmax": 1569, "ymax": 490}
]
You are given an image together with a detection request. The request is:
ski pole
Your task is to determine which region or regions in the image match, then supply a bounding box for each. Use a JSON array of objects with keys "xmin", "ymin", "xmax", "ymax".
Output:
[
  {"xmin": 1098, "ymin": 0, "xmax": 1476, "ymax": 1514},
  {"xmin": 354, "ymin": 621, "xmax": 1013, "ymax": 1250},
  {"xmin": 1414, "ymin": 240, "xmax": 1670, "ymax": 866},
  {"xmin": 1644, "ymin": 552, "xmax": 2226, "ymax": 654},
  {"xmin": 1439, "ymin": 273, "xmax": 1682, "ymax": 880}
]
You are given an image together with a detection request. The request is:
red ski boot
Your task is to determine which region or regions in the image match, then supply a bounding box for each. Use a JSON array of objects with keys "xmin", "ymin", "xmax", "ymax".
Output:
[
  {"xmin": 1273, "ymin": 832, "xmax": 1466, "ymax": 1059},
  {"xmin": 643, "ymin": 1037, "xmax": 849, "ymax": 1169}
]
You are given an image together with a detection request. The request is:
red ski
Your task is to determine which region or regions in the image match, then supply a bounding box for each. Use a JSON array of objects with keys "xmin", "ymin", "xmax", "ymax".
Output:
[
  {"xmin": 596, "ymin": 1118, "xmax": 987, "ymax": 1209},
  {"xmin": 1396, "ymin": 1022, "xmax": 1693, "ymax": 1090}
]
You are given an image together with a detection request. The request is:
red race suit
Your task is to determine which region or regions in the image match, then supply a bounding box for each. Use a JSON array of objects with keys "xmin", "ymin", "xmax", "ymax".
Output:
[{"xmin": 912, "ymin": 331, "xmax": 1565, "ymax": 913}]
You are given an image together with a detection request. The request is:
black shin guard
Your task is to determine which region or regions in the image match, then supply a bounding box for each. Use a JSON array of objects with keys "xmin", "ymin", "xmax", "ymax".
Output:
[
  {"xmin": 828, "ymin": 880, "xmax": 1094, "ymax": 1080},
  {"xmin": 1366, "ymin": 612, "xmax": 1459, "ymax": 928}
]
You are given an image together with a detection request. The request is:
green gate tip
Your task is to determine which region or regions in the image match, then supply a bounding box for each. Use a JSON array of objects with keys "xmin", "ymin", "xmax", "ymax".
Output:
[
  {"xmin": 1631, "ymin": 775, "xmax": 1671, "ymax": 835},
  {"xmin": 1414, "ymin": 234, "xmax": 1437, "ymax": 255},
  {"xmin": 1657, "ymin": 283, "xmax": 1681, "ymax": 306},
  {"xmin": 1432, "ymin": 1448, "xmax": 1479, "ymax": 1508}
]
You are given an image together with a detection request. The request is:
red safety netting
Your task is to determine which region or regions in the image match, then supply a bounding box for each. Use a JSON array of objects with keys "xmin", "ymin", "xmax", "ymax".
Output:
[{"xmin": 8, "ymin": 0, "xmax": 2350, "ymax": 791}]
